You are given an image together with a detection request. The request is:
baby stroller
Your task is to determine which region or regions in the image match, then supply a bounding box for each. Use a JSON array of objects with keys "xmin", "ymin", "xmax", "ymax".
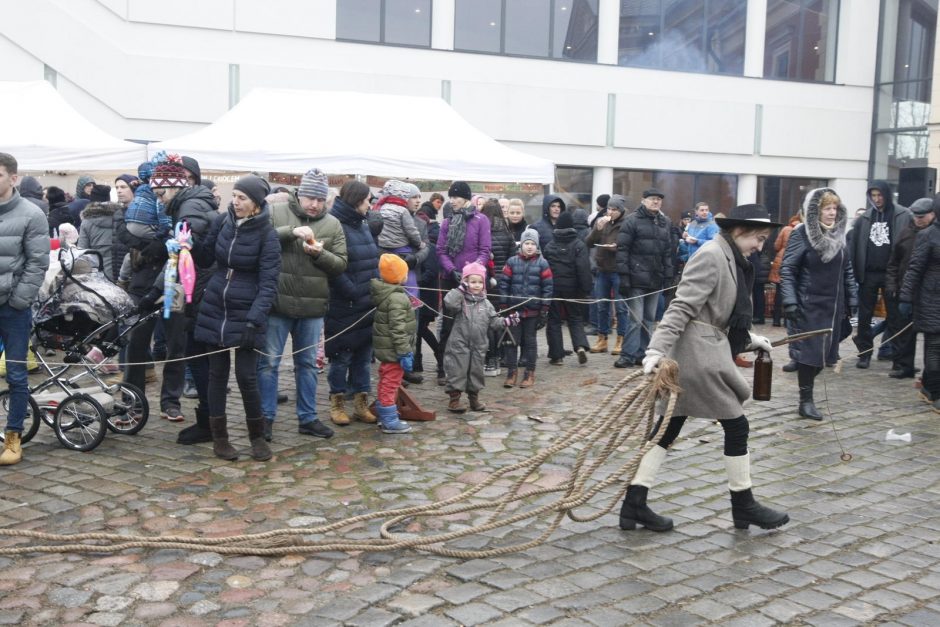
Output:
[{"xmin": 0, "ymin": 248, "xmax": 155, "ymax": 452}]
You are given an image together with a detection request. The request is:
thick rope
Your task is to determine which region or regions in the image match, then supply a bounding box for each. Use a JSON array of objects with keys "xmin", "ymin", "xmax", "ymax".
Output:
[{"xmin": 0, "ymin": 361, "xmax": 681, "ymax": 558}]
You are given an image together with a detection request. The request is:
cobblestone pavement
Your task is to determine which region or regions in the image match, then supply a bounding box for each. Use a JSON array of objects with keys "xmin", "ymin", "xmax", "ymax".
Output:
[{"xmin": 1, "ymin": 325, "xmax": 939, "ymax": 626}]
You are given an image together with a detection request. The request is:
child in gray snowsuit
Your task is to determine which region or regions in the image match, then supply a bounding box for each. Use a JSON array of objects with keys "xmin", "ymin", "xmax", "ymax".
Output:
[{"xmin": 443, "ymin": 262, "xmax": 518, "ymax": 413}]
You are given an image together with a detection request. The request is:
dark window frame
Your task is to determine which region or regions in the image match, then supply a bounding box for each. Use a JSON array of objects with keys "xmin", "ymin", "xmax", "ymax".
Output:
[
  {"xmin": 335, "ymin": 0, "xmax": 433, "ymax": 49},
  {"xmin": 762, "ymin": 0, "xmax": 841, "ymax": 84},
  {"xmin": 453, "ymin": 0, "xmax": 599, "ymax": 64}
]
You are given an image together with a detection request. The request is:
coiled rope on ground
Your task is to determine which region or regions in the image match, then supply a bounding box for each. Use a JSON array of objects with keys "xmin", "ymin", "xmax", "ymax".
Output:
[{"xmin": 0, "ymin": 360, "xmax": 681, "ymax": 558}]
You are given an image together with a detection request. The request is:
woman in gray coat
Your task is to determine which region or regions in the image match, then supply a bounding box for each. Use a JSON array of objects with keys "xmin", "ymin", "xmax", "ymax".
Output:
[{"xmin": 620, "ymin": 204, "xmax": 789, "ymax": 533}]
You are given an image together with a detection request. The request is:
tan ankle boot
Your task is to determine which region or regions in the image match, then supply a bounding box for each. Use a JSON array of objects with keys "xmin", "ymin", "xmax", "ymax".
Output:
[
  {"xmin": 467, "ymin": 392, "xmax": 486, "ymax": 411},
  {"xmin": 209, "ymin": 415, "xmax": 238, "ymax": 461},
  {"xmin": 352, "ymin": 393, "xmax": 376, "ymax": 423},
  {"xmin": 0, "ymin": 432, "xmax": 22, "ymax": 465},
  {"xmin": 330, "ymin": 393, "xmax": 351, "ymax": 425},
  {"xmin": 589, "ymin": 334, "xmax": 608, "ymax": 353},
  {"xmin": 611, "ymin": 335, "xmax": 624, "ymax": 355},
  {"xmin": 447, "ymin": 390, "xmax": 467, "ymax": 413}
]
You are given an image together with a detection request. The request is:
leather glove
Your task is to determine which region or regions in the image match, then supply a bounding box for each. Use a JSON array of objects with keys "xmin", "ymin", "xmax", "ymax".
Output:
[
  {"xmin": 452, "ymin": 270, "xmax": 463, "ymax": 284},
  {"xmin": 642, "ymin": 350, "xmax": 663, "ymax": 375},
  {"xmin": 536, "ymin": 311, "xmax": 548, "ymax": 330},
  {"xmin": 503, "ymin": 312, "xmax": 520, "ymax": 327},
  {"xmin": 136, "ymin": 290, "xmax": 160, "ymax": 315},
  {"xmin": 899, "ymin": 302, "xmax": 913, "ymax": 319},
  {"xmin": 240, "ymin": 323, "xmax": 259, "ymax": 350},
  {"xmin": 398, "ymin": 352, "xmax": 414, "ymax": 373},
  {"xmin": 401, "ymin": 253, "xmax": 417, "ymax": 269},
  {"xmin": 783, "ymin": 304, "xmax": 803, "ymax": 324},
  {"xmin": 747, "ymin": 333, "xmax": 773, "ymax": 353}
]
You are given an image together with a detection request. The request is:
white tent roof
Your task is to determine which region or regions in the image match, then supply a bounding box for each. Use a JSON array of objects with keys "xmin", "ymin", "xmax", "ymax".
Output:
[
  {"xmin": 0, "ymin": 81, "xmax": 147, "ymax": 170},
  {"xmin": 149, "ymin": 88, "xmax": 555, "ymax": 183}
]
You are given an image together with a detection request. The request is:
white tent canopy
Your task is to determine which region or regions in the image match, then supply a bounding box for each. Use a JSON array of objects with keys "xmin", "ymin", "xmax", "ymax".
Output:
[
  {"xmin": 149, "ymin": 88, "xmax": 555, "ymax": 183},
  {"xmin": 1, "ymin": 81, "xmax": 147, "ymax": 170}
]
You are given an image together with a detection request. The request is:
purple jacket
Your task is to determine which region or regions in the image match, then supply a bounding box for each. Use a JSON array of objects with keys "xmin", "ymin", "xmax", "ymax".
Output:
[{"xmin": 436, "ymin": 212, "xmax": 492, "ymax": 277}]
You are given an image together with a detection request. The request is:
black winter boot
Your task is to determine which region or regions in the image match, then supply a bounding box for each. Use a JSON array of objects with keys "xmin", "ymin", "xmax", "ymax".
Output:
[
  {"xmin": 797, "ymin": 364, "xmax": 823, "ymax": 420},
  {"xmin": 246, "ymin": 418, "xmax": 272, "ymax": 461},
  {"xmin": 209, "ymin": 415, "xmax": 238, "ymax": 461},
  {"xmin": 730, "ymin": 488, "xmax": 789, "ymax": 530},
  {"xmin": 618, "ymin": 485, "xmax": 673, "ymax": 532},
  {"xmin": 177, "ymin": 405, "xmax": 213, "ymax": 444}
]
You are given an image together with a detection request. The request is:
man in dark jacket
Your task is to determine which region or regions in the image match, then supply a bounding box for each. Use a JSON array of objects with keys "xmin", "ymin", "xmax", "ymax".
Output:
[
  {"xmin": 886, "ymin": 198, "xmax": 934, "ymax": 378},
  {"xmin": 67, "ymin": 174, "xmax": 95, "ymax": 230},
  {"xmin": 0, "ymin": 153, "xmax": 50, "ymax": 465},
  {"xmin": 532, "ymin": 194, "xmax": 566, "ymax": 250},
  {"xmin": 848, "ymin": 180, "xmax": 913, "ymax": 368},
  {"xmin": 543, "ymin": 212, "xmax": 592, "ymax": 365},
  {"xmin": 17, "ymin": 176, "xmax": 48, "ymax": 214},
  {"xmin": 615, "ymin": 188, "xmax": 674, "ymax": 368}
]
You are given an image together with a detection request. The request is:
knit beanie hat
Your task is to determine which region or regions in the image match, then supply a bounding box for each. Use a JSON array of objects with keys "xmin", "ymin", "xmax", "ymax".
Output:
[
  {"xmin": 448, "ymin": 180, "xmax": 472, "ymax": 201},
  {"xmin": 115, "ymin": 174, "xmax": 139, "ymax": 188},
  {"xmin": 555, "ymin": 211, "xmax": 574, "ymax": 230},
  {"xmin": 46, "ymin": 186, "xmax": 66, "ymax": 207},
  {"xmin": 298, "ymin": 168, "xmax": 329, "ymax": 199},
  {"xmin": 379, "ymin": 253, "xmax": 408, "ymax": 285},
  {"xmin": 381, "ymin": 180, "xmax": 413, "ymax": 201},
  {"xmin": 461, "ymin": 262, "xmax": 487, "ymax": 283},
  {"xmin": 403, "ymin": 182, "xmax": 421, "ymax": 198},
  {"xmin": 607, "ymin": 194, "xmax": 628, "ymax": 213},
  {"xmin": 89, "ymin": 184, "xmax": 112, "ymax": 203},
  {"xmin": 150, "ymin": 154, "xmax": 190, "ymax": 189},
  {"xmin": 596, "ymin": 193, "xmax": 610, "ymax": 209},
  {"xmin": 233, "ymin": 175, "xmax": 271, "ymax": 208},
  {"xmin": 137, "ymin": 161, "xmax": 154, "ymax": 183},
  {"xmin": 520, "ymin": 227, "xmax": 541, "ymax": 252}
]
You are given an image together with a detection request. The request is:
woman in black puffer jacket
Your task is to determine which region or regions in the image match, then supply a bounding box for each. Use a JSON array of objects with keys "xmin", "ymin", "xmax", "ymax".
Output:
[
  {"xmin": 324, "ymin": 181, "xmax": 379, "ymax": 425},
  {"xmin": 482, "ymin": 200, "xmax": 516, "ymax": 372},
  {"xmin": 193, "ymin": 176, "xmax": 281, "ymax": 463}
]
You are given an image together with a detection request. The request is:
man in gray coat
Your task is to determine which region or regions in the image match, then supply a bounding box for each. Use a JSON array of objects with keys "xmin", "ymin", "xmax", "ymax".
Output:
[{"xmin": 0, "ymin": 153, "xmax": 50, "ymax": 465}]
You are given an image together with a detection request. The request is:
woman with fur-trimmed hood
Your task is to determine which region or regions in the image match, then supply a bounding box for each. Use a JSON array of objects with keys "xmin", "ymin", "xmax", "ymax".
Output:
[{"xmin": 779, "ymin": 188, "xmax": 858, "ymax": 421}]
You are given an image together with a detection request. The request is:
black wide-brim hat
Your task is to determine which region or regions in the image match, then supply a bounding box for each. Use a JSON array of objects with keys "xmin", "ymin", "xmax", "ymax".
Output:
[{"xmin": 715, "ymin": 203, "xmax": 784, "ymax": 229}]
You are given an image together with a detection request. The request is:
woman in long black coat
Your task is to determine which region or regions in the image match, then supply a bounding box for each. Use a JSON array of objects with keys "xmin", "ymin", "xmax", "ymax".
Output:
[
  {"xmin": 324, "ymin": 181, "xmax": 379, "ymax": 425},
  {"xmin": 193, "ymin": 175, "xmax": 281, "ymax": 462},
  {"xmin": 481, "ymin": 200, "xmax": 516, "ymax": 373},
  {"xmin": 779, "ymin": 188, "xmax": 858, "ymax": 420}
]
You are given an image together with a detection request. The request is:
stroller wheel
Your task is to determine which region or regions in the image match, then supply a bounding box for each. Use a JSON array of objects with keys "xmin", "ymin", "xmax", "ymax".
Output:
[
  {"xmin": 0, "ymin": 391, "xmax": 41, "ymax": 445},
  {"xmin": 106, "ymin": 383, "xmax": 149, "ymax": 435},
  {"xmin": 53, "ymin": 394, "xmax": 107, "ymax": 452}
]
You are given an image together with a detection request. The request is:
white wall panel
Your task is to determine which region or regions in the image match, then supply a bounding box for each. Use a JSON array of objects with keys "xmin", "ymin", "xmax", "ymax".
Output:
[
  {"xmin": 94, "ymin": 0, "xmax": 127, "ymax": 18},
  {"xmin": 128, "ymin": 0, "xmax": 233, "ymax": 30},
  {"xmin": 615, "ymin": 95, "xmax": 755, "ymax": 155},
  {"xmin": 239, "ymin": 64, "xmax": 441, "ymax": 98},
  {"xmin": 235, "ymin": 0, "xmax": 334, "ymax": 39},
  {"xmin": 450, "ymin": 83, "xmax": 607, "ymax": 146},
  {"xmin": 0, "ymin": 35, "xmax": 44, "ymax": 80},
  {"xmin": 761, "ymin": 105, "xmax": 871, "ymax": 161}
]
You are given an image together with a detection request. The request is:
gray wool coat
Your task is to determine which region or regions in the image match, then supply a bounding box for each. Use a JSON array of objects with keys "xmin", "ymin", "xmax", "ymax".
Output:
[{"xmin": 647, "ymin": 235, "xmax": 753, "ymax": 420}]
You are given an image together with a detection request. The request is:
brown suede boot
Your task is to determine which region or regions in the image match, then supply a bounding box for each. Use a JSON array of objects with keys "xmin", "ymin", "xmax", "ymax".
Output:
[
  {"xmin": 209, "ymin": 415, "xmax": 238, "ymax": 461},
  {"xmin": 503, "ymin": 369, "xmax": 518, "ymax": 388},
  {"xmin": 329, "ymin": 393, "xmax": 351, "ymax": 425},
  {"xmin": 246, "ymin": 418, "xmax": 272, "ymax": 461},
  {"xmin": 467, "ymin": 392, "xmax": 486, "ymax": 411},
  {"xmin": 447, "ymin": 390, "xmax": 467, "ymax": 413},
  {"xmin": 519, "ymin": 371, "xmax": 535, "ymax": 388},
  {"xmin": 352, "ymin": 392, "xmax": 377, "ymax": 423}
]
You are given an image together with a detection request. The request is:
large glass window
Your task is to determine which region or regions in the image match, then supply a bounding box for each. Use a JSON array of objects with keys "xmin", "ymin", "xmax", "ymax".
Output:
[
  {"xmin": 756, "ymin": 176, "xmax": 829, "ymax": 224},
  {"xmin": 764, "ymin": 0, "xmax": 839, "ymax": 82},
  {"xmin": 554, "ymin": 166, "xmax": 594, "ymax": 210},
  {"xmin": 618, "ymin": 0, "xmax": 746, "ymax": 74},
  {"xmin": 336, "ymin": 0, "xmax": 432, "ymax": 47},
  {"xmin": 455, "ymin": 0, "xmax": 598, "ymax": 61},
  {"xmin": 870, "ymin": 0, "xmax": 937, "ymax": 185},
  {"xmin": 612, "ymin": 169, "xmax": 737, "ymax": 224}
]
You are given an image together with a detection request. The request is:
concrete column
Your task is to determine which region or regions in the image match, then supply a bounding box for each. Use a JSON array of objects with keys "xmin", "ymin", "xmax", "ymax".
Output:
[
  {"xmin": 737, "ymin": 174, "xmax": 758, "ymax": 205},
  {"xmin": 432, "ymin": 0, "xmax": 455, "ymax": 51},
  {"xmin": 596, "ymin": 0, "xmax": 620, "ymax": 65},
  {"xmin": 743, "ymin": 0, "xmax": 768, "ymax": 78},
  {"xmin": 592, "ymin": 166, "xmax": 614, "ymax": 201}
]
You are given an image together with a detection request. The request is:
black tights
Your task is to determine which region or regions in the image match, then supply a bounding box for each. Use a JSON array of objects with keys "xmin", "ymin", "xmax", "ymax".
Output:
[
  {"xmin": 207, "ymin": 347, "xmax": 261, "ymax": 419},
  {"xmin": 650, "ymin": 414, "xmax": 749, "ymax": 457}
]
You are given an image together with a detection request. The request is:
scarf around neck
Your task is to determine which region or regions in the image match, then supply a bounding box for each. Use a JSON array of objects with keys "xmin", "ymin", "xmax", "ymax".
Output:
[
  {"xmin": 446, "ymin": 206, "xmax": 474, "ymax": 258},
  {"xmin": 721, "ymin": 232, "xmax": 754, "ymax": 357}
]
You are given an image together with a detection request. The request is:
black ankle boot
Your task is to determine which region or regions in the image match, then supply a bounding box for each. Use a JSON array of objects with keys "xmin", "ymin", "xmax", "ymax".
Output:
[
  {"xmin": 730, "ymin": 489, "xmax": 789, "ymax": 530},
  {"xmin": 797, "ymin": 364, "xmax": 823, "ymax": 420},
  {"xmin": 782, "ymin": 359, "xmax": 798, "ymax": 372},
  {"xmin": 177, "ymin": 406, "xmax": 213, "ymax": 444},
  {"xmin": 619, "ymin": 485, "xmax": 673, "ymax": 532}
]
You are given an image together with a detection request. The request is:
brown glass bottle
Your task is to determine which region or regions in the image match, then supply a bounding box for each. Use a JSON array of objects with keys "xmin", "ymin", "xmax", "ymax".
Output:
[{"xmin": 752, "ymin": 350, "xmax": 773, "ymax": 401}]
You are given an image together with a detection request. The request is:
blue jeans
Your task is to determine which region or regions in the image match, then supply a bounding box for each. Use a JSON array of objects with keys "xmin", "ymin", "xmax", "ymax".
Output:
[
  {"xmin": 623, "ymin": 289, "xmax": 659, "ymax": 362},
  {"xmin": 0, "ymin": 304, "xmax": 32, "ymax": 433},
  {"xmin": 594, "ymin": 272, "xmax": 627, "ymax": 336},
  {"xmin": 327, "ymin": 343, "xmax": 373, "ymax": 395},
  {"xmin": 257, "ymin": 314, "xmax": 322, "ymax": 425}
]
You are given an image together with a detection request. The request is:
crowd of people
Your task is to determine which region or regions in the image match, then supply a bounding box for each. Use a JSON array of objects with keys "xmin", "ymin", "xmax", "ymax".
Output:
[{"xmin": 1, "ymin": 149, "xmax": 938, "ymax": 492}]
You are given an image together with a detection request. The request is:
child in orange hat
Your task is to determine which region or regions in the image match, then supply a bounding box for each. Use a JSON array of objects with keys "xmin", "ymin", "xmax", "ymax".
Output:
[{"xmin": 369, "ymin": 254, "xmax": 415, "ymax": 433}]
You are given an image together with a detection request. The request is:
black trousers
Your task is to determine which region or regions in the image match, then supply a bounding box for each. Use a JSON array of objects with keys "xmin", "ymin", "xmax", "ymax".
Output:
[
  {"xmin": 892, "ymin": 322, "xmax": 916, "ymax": 372},
  {"xmin": 207, "ymin": 347, "xmax": 261, "ymax": 420},
  {"xmin": 436, "ymin": 276, "xmax": 458, "ymax": 377},
  {"xmin": 504, "ymin": 316, "xmax": 539, "ymax": 373},
  {"xmin": 186, "ymin": 328, "xmax": 210, "ymax": 414},
  {"xmin": 923, "ymin": 333, "xmax": 940, "ymax": 399},
  {"xmin": 125, "ymin": 309, "xmax": 187, "ymax": 412},
  {"xmin": 546, "ymin": 301, "xmax": 588, "ymax": 359},
  {"xmin": 854, "ymin": 273, "xmax": 893, "ymax": 354},
  {"xmin": 415, "ymin": 305, "xmax": 441, "ymax": 369},
  {"xmin": 651, "ymin": 414, "xmax": 749, "ymax": 457}
]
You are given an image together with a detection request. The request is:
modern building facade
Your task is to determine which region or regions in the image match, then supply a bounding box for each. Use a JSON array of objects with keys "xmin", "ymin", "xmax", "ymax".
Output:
[{"xmin": 1, "ymin": 0, "xmax": 937, "ymax": 222}]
